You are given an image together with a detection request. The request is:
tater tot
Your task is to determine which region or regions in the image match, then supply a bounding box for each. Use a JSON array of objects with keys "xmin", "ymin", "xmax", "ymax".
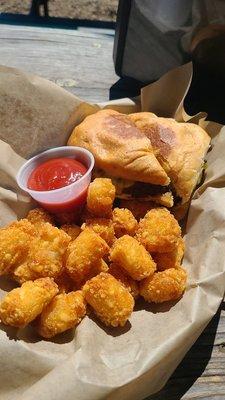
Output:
[
  {"xmin": 66, "ymin": 229, "xmax": 109, "ymax": 286},
  {"xmin": 87, "ymin": 178, "xmax": 116, "ymax": 217},
  {"xmin": 119, "ymin": 200, "xmax": 155, "ymax": 221},
  {"xmin": 60, "ymin": 224, "xmax": 81, "ymax": 240},
  {"xmin": 153, "ymin": 238, "xmax": 185, "ymax": 271},
  {"xmin": 8, "ymin": 219, "xmax": 37, "ymax": 236},
  {"xmin": 81, "ymin": 218, "xmax": 115, "ymax": 246},
  {"xmin": 27, "ymin": 208, "xmax": 55, "ymax": 227},
  {"xmin": 139, "ymin": 268, "xmax": 187, "ymax": 303},
  {"xmin": 37, "ymin": 291, "xmax": 86, "ymax": 338},
  {"xmin": 83, "ymin": 272, "xmax": 134, "ymax": 327},
  {"xmin": 112, "ymin": 208, "xmax": 138, "ymax": 237},
  {"xmin": 13, "ymin": 223, "xmax": 71, "ymax": 284},
  {"xmin": 0, "ymin": 278, "xmax": 58, "ymax": 328},
  {"xmin": 13, "ymin": 262, "xmax": 35, "ymax": 284},
  {"xmin": 110, "ymin": 235, "xmax": 156, "ymax": 281},
  {"xmin": 108, "ymin": 263, "xmax": 139, "ymax": 299},
  {"xmin": 136, "ymin": 208, "xmax": 181, "ymax": 253},
  {"xmin": 0, "ymin": 219, "xmax": 36, "ymax": 276}
]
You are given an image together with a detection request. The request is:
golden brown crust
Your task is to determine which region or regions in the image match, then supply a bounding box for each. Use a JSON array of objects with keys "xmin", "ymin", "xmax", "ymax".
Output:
[
  {"xmin": 119, "ymin": 200, "xmax": 156, "ymax": 221},
  {"xmin": 108, "ymin": 263, "xmax": 139, "ymax": 299},
  {"xmin": 139, "ymin": 267, "xmax": 187, "ymax": 303},
  {"xmin": 13, "ymin": 223, "xmax": 71, "ymax": 283},
  {"xmin": 87, "ymin": 178, "xmax": 115, "ymax": 218},
  {"xmin": 37, "ymin": 291, "xmax": 86, "ymax": 338},
  {"xmin": 0, "ymin": 219, "xmax": 36, "ymax": 276},
  {"xmin": 110, "ymin": 235, "xmax": 156, "ymax": 281},
  {"xmin": 27, "ymin": 208, "xmax": 55, "ymax": 227},
  {"xmin": 0, "ymin": 278, "xmax": 58, "ymax": 327},
  {"xmin": 65, "ymin": 228, "xmax": 109, "ymax": 286},
  {"xmin": 136, "ymin": 208, "xmax": 181, "ymax": 253},
  {"xmin": 68, "ymin": 109, "xmax": 170, "ymax": 186},
  {"xmin": 81, "ymin": 217, "xmax": 115, "ymax": 246},
  {"xmin": 112, "ymin": 208, "xmax": 138, "ymax": 238},
  {"xmin": 129, "ymin": 112, "xmax": 210, "ymax": 203},
  {"xmin": 83, "ymin": 272, "xmax": 134, "ymax": 327},
  {"xmin": 152, "ymin": 237, "xmax": 185, "ymax": 271}
]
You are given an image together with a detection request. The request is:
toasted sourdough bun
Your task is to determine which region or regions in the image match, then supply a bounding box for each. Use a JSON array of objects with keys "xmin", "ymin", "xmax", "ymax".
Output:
[
  {"xmin": 68, "ymin": 109, "xmax": 169, "ymax": 186},
  {"xmin": 129, "ymin": 112, "xmax": 211, "ymax": 203}
]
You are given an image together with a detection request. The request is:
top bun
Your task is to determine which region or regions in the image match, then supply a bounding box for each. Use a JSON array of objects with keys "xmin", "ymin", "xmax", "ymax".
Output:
[
  {"xmin": 68, "ymin": 109, "xmax": 170, "ymax": 186},
  {"xmin": 129, "ymin": 112, "xmax": 210, "ymax": 203}
]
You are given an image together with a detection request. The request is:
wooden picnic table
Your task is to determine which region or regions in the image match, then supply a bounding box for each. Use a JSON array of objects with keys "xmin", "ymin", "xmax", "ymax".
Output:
[{"xmin": 0, "ymin": 22, "xmax": 225, "ymax": 400}]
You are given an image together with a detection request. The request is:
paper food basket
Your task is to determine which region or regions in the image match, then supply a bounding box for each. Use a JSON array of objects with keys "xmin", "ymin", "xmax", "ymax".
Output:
[{"xmin": 0, "ymin": 63, "xmax": 224, "ymax": 400}]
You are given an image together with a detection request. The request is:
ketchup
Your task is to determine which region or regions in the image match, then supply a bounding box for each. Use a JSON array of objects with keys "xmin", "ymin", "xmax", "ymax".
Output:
[{"xmin": 28, "ymin": 158, "xmax": 87, "ymax": 191}]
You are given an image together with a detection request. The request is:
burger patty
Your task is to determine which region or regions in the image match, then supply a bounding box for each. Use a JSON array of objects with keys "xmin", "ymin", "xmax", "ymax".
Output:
[
  {"xmin": 123, "ymin": 182, "xmax": 171, "ymax": 197},
  {"xmin": 93, "ymin": 168, "xmax": 181, "ymax": 206},
  {"xmin": 123, "ymin": 182, "xmax": 181, "ymax": 206}
]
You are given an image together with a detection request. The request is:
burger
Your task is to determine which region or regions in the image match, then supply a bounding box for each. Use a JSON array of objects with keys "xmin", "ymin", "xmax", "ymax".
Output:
[{"xmin": 68, "ymin": 109, "xmax": 210, "ymax": 210}]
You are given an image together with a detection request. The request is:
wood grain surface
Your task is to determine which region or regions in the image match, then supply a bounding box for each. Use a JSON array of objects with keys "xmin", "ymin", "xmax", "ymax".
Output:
[
  {"xmin": 0, "ymin": 24, "xmax": 117, "ymax": 102},
  {"xmin": 0, "ymin": 22, "xmax": 224, "ymax": 400},
  {"xmin": 148, "ymin": 302, "xmax": 225, "ymax": 400}
]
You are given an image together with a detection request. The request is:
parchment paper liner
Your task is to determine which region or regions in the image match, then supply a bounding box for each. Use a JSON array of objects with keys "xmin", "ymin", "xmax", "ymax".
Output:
[{"xmin": 0, "ymin": 63, "xmax": 224, "ymax": 400}]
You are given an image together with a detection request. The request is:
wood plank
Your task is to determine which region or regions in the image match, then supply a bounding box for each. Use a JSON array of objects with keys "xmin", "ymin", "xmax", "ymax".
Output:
[
  {"xmin": 51, "ymin": 86, "xmax": 111, "ymax": 103},
  {"xmin": 0, "ymin": 24, "xmax": 117, "ymax": 102},
  {"xmin": 147, "ymin": 304, "xmax": 225, "ymax": 400}
]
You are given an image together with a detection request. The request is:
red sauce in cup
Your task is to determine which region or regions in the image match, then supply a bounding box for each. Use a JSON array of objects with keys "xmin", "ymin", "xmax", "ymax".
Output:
[
  {"xmin": 27, "ymin": 158, "xmax": 87, "ymax": 191},
  {"xmin": 27, "ymin": 157, "xmax": 88, "ymax": 215}
]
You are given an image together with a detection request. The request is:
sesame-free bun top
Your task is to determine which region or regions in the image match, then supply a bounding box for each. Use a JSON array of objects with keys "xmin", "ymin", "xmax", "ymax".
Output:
[
  {"xmin": 68, "ymin": 109, "xmax": 170, "ymax": 186},
  {"xmin": 129, "ymin": 112, "xmax": 211, "ymax": 203}
]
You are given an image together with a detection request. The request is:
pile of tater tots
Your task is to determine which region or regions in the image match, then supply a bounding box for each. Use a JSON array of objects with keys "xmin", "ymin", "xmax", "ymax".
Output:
[{"xmin": 0, "ymin": 178, "xmax": 187, "ymax": 339}]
